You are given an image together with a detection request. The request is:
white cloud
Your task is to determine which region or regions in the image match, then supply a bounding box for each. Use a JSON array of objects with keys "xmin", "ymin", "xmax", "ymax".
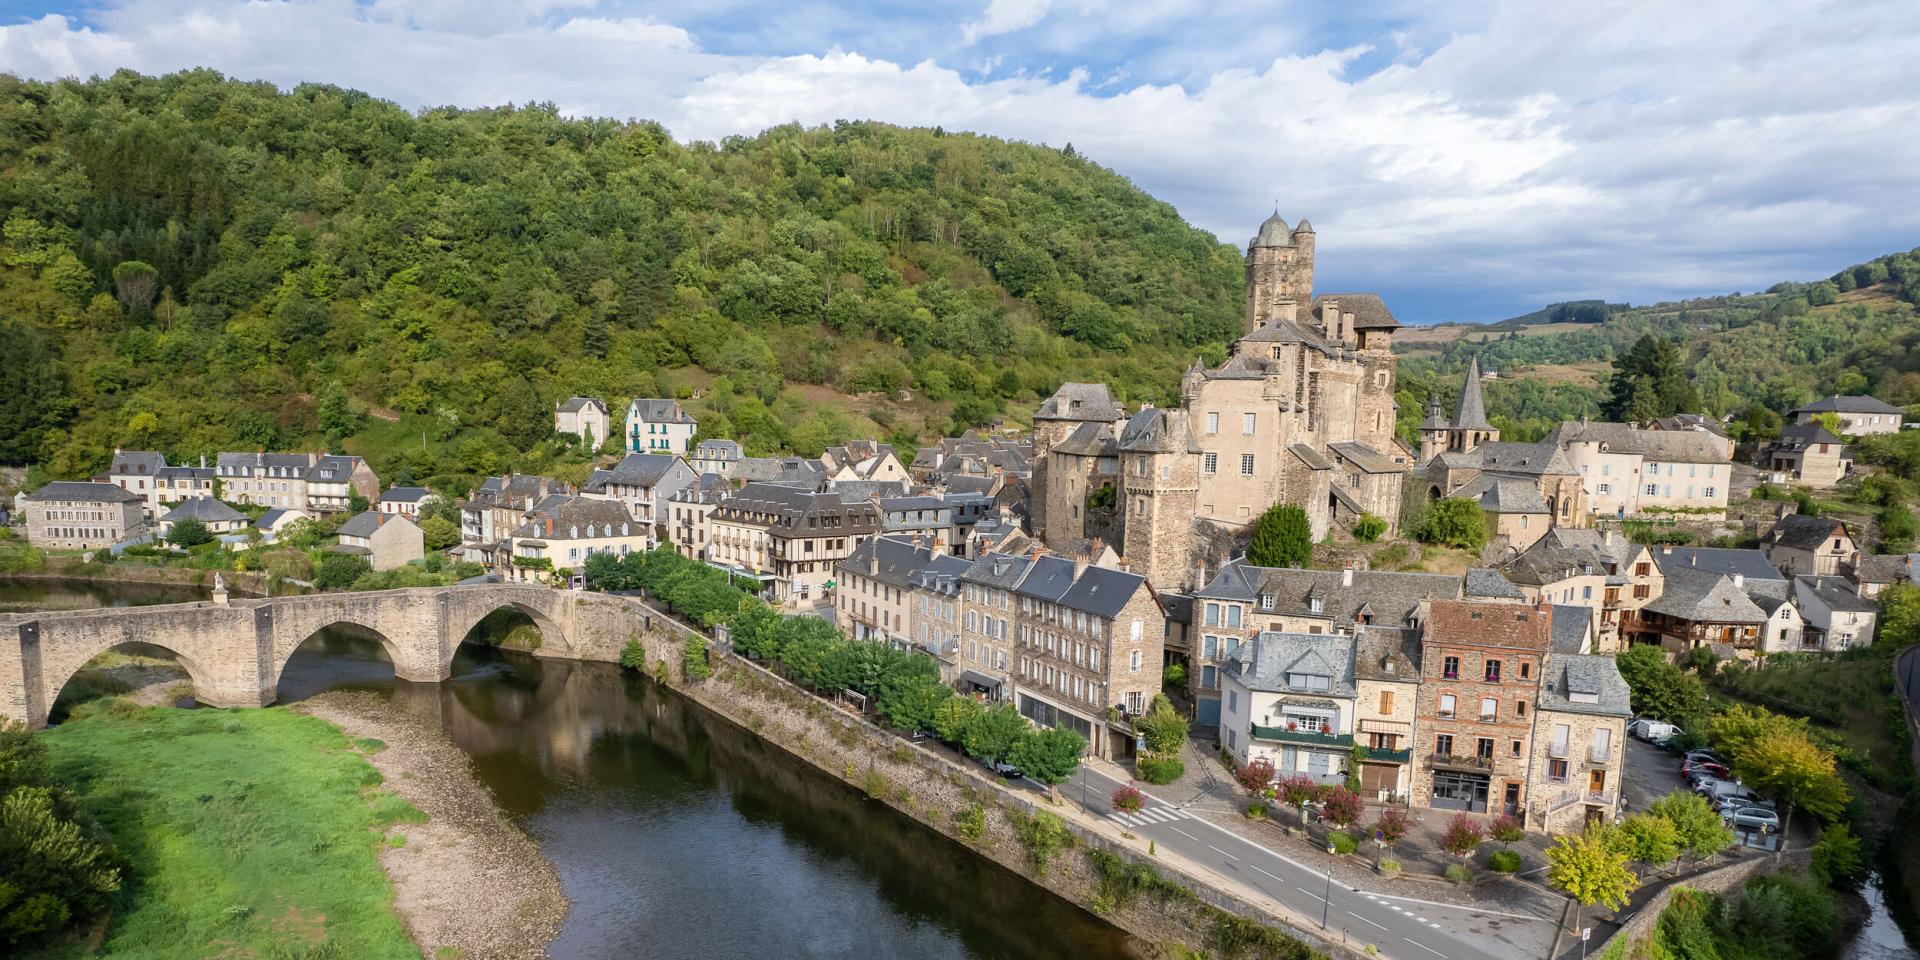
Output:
[
  {"xmin": 962, "ymin": 0, "xmax": 1053, "ymax": 44},
  {"xmin": 2, "ymin": 0, "xmax": 1919, "ymax": 320}
]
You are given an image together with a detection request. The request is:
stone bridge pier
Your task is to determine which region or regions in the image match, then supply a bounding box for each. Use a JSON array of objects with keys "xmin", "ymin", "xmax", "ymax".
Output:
[{"xmin": 0, "ymin": 584, "xmax": 680, "ymax": 728}]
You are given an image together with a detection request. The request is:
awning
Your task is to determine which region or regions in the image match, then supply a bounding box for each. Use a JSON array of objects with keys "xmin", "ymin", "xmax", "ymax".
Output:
[{"xmin": 961, "ymin": 670, "xmax": 1004, "ymax": 690}]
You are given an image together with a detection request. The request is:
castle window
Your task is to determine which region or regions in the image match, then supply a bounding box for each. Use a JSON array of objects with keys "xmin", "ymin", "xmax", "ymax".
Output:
[
  {"xmin": 1240, "ymin": 454, "xmax": 1255, "ymax": 476},
  {"xmin": 1243, "ymin": 413, "xmax": 1257, "ymax": 435},
  {"xmin": 1203, "ymin": 453, "xmax": 1218, "ymax": 475},
  {"xmin": 1206, "ymin": 412, "xmax": 1220, "ymax": 434}
]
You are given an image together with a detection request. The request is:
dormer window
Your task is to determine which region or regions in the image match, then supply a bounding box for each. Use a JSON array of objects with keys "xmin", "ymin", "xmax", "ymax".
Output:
[
  {"xmin": 1260, "ymin": 594, "xmax": 1275, "ymax": 610},
  {"xmin": 1286, "ymin": 672, "xmax": 1331, "ymax": 693},
  {"xmin": 1309, "ymin": 596, "xmax": 1324, "ymax": 614}
]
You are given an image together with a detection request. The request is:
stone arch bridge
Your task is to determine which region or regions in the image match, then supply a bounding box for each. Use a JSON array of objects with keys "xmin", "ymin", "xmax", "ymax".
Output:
[{"xmin": 0, "ymin": 584, "xmax": 688, "ymax": 728}]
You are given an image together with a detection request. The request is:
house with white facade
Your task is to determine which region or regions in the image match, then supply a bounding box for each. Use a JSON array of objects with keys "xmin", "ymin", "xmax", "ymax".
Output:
[
  {"xmin": 1793, "ymin": 575, "xmax": 1879, "ymax": 651},
  {"xmin": 626, "ymin": 399, "xmax": 697, "ymax": 456},
  {"xmin": 1220, "ymin": 632, "xmax": 1358, "ymax": 786},
  {"xmin": 1790, "ymin": 396, "xmax": 1905, "ymax": 435},
  {"xmin": 555, "ymin": 397, "xmax": 611, "ymax": 450}
]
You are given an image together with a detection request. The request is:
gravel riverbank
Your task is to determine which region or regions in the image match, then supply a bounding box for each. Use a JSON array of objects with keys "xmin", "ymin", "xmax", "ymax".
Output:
[{"xmin": 293, "ymin": 691, "xmax": 569, "ymax": 959}]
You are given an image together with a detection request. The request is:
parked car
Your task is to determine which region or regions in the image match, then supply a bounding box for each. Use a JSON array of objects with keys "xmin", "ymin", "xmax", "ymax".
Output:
[
  {"xmin": 984, "ymin": 758, "xmax": 1023, "ymax": 778},
  {"xmin": 1713, "ymin": 792, "xmax": 1768, "ymax": 815},
  {"xmin": 1728, "ymin": 806, "xmax": 1781, "ymax": 834},
  {"xmin": 1683, "ymin": 748, "xmax": 1727, "ymax": 766},
  {"xmin": 1693, "ymin": 776, "xmax": 1750, "ymax": 800},
  {"xmin": 1683, "ymin": 758, "xmax": 1731, "ymax": 780},
  {"xmin": 1630, "ymin": 718, "xmax": 1679, "ymax": 744}
]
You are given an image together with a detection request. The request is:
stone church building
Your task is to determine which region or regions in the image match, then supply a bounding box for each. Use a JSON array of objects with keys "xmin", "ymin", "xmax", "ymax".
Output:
[{"xmin": 1032, "ymin": 213, "xmax": 1409, "ymax": 592}]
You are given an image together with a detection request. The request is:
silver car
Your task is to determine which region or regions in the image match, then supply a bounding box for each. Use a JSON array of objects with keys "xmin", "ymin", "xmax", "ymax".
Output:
[{"xmin": 1728, "ymin": 806, "xmax": 1780, "ymax": 833}]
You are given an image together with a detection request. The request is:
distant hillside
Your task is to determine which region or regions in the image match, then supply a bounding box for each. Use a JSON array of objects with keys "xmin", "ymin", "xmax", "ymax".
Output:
[
  {"xmin": 0, "ymin": 70, "xmax": 1247, "ymax": 484},
  {"xmin": 1392, "ymin": 250, "xmax": 1920, "ymax": 445}
]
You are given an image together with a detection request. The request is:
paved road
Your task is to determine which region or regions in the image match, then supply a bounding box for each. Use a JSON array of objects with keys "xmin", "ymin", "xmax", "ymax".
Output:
[{"xmin": 1054, "ymin": 766, "xmax": 1556, "ymax": 960}]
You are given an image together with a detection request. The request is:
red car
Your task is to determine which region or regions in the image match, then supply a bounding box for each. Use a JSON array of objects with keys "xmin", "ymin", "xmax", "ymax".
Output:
[{"xmin": 1683, "ymin": 758, "xmax": 1730, "ymax": 780}]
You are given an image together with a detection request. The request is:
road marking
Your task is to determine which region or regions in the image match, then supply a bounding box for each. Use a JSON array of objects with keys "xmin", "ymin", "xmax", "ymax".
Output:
[
  {"xmin": 1296, "ymin": 886, "xmax": 1325, "ymax": 902},
  {"xmin": 1208, "ymin": 844, "xmax": 1240, "ymax": 862},
  {"xmin": 1168, "ymin": 826, "xmax": 1204, "ymax": 843},
  {"xmin": 1403, "ymin": 938, "xmax": 1447, "ymax": 958},
  {"xmin": 1252, "ymin": 865, "xmax": 1285, "ymax": 883},
  {"xmin": 1348, "ymin": 911, "xmax": 1387, "ymax": 931}
]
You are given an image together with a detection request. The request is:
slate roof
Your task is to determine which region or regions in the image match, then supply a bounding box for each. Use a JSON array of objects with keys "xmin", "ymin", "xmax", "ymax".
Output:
[
  {"xmin": 161, "ymin": 497, "xmax": 244, "ymax": 524},
  {"xmin": 305, "ymin": 455, "xmax": 365, "ymax": 483},
  {"xmin": 1642, "ymin": 568, "xmax": 1767, "ymax": 623},
  {"xmin": 693, "ymin": 439, "xmax": 742, "ymax": 460},
  {"xmin": 378, "ymin": 486, "xmax": 433, "ymax": 504},
  {"xmin": 1465, "ymin": 567, "xmax": 1529, "ymax": 600},
  {"xmin": 1550, "ymin": 420, "xmax": 1729, "ymax": 464},
  {"xmin": 1119, "ymin": 407, "xmax": 1193, "ymax": 454},
  {"xmin": 1453, "ymin": 357, "xmax": 1493, "ymax": 430},
  {"xmin": 556, "ymin": 396, "xmax": 605, "ymax": 413},
  {"xmin": 1439, "ymin": 440, "xmax": 1574, "ymax": 477},
  {"xmin": 1328, "ymin": 441, "xmax": 1404, "ymax": 474},
  {"xmin": 510, "ymin": 496, "xmax": 636, "ymax": 540},
  {"xmin": 1539, "ymin": 654, "xmax": 1632, "ymax": 717},
  {"xmin": 835, "ymin": 480, "xmax": 913, "ymax": 502},
  {"xmin": 1501, "ymin": 542, "xmax": 1603, "ymax": 587},
  {"xmin": 627, "ymin": 398, "xmax": 695, "ymax": 424},
  {"xmin": 1051, "ymin": 421, "xmax": 1119, "ymax": 457},
  {"xmin": 1353, "ymin": 626, "xmax": 1420, "ymax": 682},
  {"xmin": 1034, "ymin": 382, "xmax": 1124, "ymax": 423},
  {"xmin": 839, "ymin": 535, "xmax": 940, "ymax": 590},
  {"xmin": 1762, "ymin": 514, "xmax": 1849, "ymax": 552},
  {"xmin": 1793, "ymin": 395, "xmax": 1904, "ymax": 415},
  {"xmin": 590, "ymin": 453, "xmax": 686, "ymax": 489},
  {"xmin": 1455, "ymin": 474, "xmax": 1548, "ymax": 514},
  {"xmin": 336, "ymin": 511, "xmax": 387, "ymax": 539},
  {"xmin": 27, "ymin": 481, "xmax": 141, "ymax": 503},
  {"xmin": 1858, "ymin": 553, "xmax": 1920, "ymax": 585},
  {"xmin": 1648, "ymin": 414, "xmax": 1729, "ymax": 439},
  {"xmin": 255, "ymin": 507, "xmax": 302, "ymax": 529},
  {"xmin": 1251, "ymin": 211, "xmax": 1293, "ymax": 247},
  {"xmin": 1013, "ymin": 554, "xmax": 1079, "ymax": 603},
  {"xmin": 1654, "ymin": 547, "xmax": 1786, "ymax": 583},
  {"xmin": 1770, "ymin": 422, "xmax": 1846, "ymax": 451},
  {"xmin": 1796, "ymin": 575, "xmax": 1878, "ymax": 613},
  {"xmin": 110, "ymin": 450, "xmax": 167, "ymax": 476},
  {"xmin": 1314, "ymin": 293, "xmax": 1399, "ymax": 331},
  {"xmin": 1196, "ymin": 560, "xmax": 1460, "ymax": 629},
  {"xmin": 1549, "ymin": 605, "xmax": 1592, "ymax": 654},
  {"xmin": 1057, "ymin": 564, "xmax": 1150, "ymax": 619},
  {"xmin": 961, "ymin": 550, "xmax": 1033, "ymax": 590},
  {"xmin": 1289, "ymin": 444, "xmax": 1334, "ymax": 471},
  {"xmin": 1226, "ymin": 632, "xmax": 1357, "ymax": 697},
  {"xmin": 735, "ymin": 457, "xmax": 825, "ymax": 485}
]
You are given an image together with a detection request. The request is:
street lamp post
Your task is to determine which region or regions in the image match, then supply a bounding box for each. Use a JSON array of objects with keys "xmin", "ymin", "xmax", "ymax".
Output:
[{"xmin": 1321, "ymin": 841, "xmax": 1336, "ymax": 929}]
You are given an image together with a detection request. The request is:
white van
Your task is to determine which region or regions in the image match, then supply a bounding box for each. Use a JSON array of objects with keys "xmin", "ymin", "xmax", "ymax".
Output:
[{"xmin": 1629, "ymin": 717, "xmax": 1678, "ymax": 744}]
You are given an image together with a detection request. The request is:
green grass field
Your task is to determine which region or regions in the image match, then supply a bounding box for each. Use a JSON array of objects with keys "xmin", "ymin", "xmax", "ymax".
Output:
[{"xmin": 32, "ymin": 702, "xmax": 424, "ymax": 959}]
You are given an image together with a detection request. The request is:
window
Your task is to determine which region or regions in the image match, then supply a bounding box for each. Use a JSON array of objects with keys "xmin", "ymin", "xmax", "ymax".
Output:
[
  {"xmin": 1704, "ymin": 486, "xmax": 1716, "ymax": 498},
  {"xmin": 1201, "ymin": 665, "xmax": 1217, "ymax": 689},
  {"xmin": 1203, "ymin": 635, "xmax": 1219, "ymax": 658},
  {"xmin": 1516, "ymin": 700, "xmax": 1527, "ymax": 717},
  {"xmin": 1203, "ymin": 452, "xmax": 1219, "ymax": 474},
  {"xmin": 1243, "ymin": 413, "xmax": 1257, "ymax": 435},
  {"xmin": 1378, "ymin": 690, "xmax": 1394, "ymax": 714},
  {"xmin": 1228, "ymin": 690, "xmax": 1238, "ymax": 713},
  {"xmin": 1645, "ymin": 483, "xmax": 1658, "ymax": 496},
  {"xmin": 1435, "ymin": 734, "xmax": 1454, "ymax": 756},
  {"xmin": 1475, "ymin": 737, "xmax": 1494, "ymax": 759},
  {"xmin": 1485, "ymin": 660, "xmax": 1502, "ymax": 682},
  {"xmin": 1510, "ymin": 739, "xmax": 1523, "ymax": 758},
  {"xmin": 1591, "ymin": 728, "xmax": 1613, "ymax": 762},
  {"xmin": 1259, "ymin": 593, "xmax": 1275, "ymax": 610},
  {"xmin": 1226, "ymin": 606, "xmax": 1242, "ymax": 628},
  {"xmin": 1479, "ymin": 697, "xmax": 1497, "ymax": 720},
  {"xmin": 1438, "ymin": 694, "xmax": 1456, "ymax": 718},
  {"xmin": 1205, "ymin": 412, "xmax": 1220, "ymax": 433},
  {"xmin": 1633, "ymin": 584, "xmax": 1651, "ymax": 599},
  {"xmin": 1309, "ymin": 596, "xmax": 1324, "ymax": 614},
  {"xmin": 1240, "ymin": 454, "xmax": 1255, "ymax": 476},
  {"xmin": 1443, "ymin": 656, "xmax": 1459, "ymax": 680}
]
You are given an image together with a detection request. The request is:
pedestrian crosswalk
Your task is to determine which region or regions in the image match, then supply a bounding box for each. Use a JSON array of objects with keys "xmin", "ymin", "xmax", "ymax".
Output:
[{"xmin": 1107, "ymin": 806, "xmax": 1194, "ymax": 828}]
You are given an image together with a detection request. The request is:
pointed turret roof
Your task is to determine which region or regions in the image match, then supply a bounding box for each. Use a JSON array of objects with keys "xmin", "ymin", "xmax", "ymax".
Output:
[
  {"xmin": 1453, "ymin": 357, "xmax": 1492, "ymax": 430},
  {"xmin": 1421, "ymin": 394, "xmax": 1450, "ymax": 430}
]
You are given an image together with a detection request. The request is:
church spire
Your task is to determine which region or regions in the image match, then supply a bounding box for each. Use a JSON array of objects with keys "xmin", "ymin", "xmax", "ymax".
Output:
[{"xmin": 1453, "ymin": 357, "xmax": 1492, "ymax": 430}]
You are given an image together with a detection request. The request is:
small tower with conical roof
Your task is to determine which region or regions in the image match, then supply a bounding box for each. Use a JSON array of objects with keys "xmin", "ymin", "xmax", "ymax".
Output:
[
  {"xmin": 1243, "ymin": 211, "xmax": 1316, "ymax": 336},
  {"xmin": 1445, "ymin": 357, "xmax": 1499, "ymax": 453}
]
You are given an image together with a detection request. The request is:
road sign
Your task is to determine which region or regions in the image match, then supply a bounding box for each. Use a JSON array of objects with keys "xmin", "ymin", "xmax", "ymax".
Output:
[{"xmin": 1581, "ymin": 928, "xmax": 1591, "ymax": 941}]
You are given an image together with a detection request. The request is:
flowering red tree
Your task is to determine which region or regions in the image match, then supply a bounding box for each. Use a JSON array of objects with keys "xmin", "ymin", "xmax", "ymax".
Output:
[
  {"xmin": 1443, "ymin": 814, "xmax": 1486, "ymax": 857},
  {"xmin": 1276, "ymin": 775, "xmax": 1324, "ymax": 825},
  {"xmin": 1112, "ymin": 785, "xmax": 1145, "ymax": 813},
  {"xmin": 1235, "ymin": 757, "xmax": 1276, "ymax": 794},
  {"xmin": 1489, "ymin": 813, "xmax": 1525, "ymax": 845},
  {"xmin": 1373, "ymin": 807, "xmax": 1411, "ymax": 853},
  {"xmin": 1321, "ymin": 786, "xmax": 1364, "ymax": 829}
]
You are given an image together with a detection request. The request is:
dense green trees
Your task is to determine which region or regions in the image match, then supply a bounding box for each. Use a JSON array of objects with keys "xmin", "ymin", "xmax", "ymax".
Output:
[
  {"xmin": 0, "ymin": 317, "xmax": 70, "ymax": 465},
  {"xmin": 1412, "ymin": 498, "xmax": 1488, "ymax": 551},
  {"xmin": 165, "ymin": 517, "xmax": 213, "ymax": 548},
  {"xmin": 0, "ymin": 723, "xmax": 122, "ymax": 947},
  {"xmin": 0, "ymin": 71, "xmax": 1246, "ymax": 476},
  {"xmin": 1603, "ymin": 335, "xmax": 1699, "ymax": 422},
  {"xmin": 1247, "ymin": 504, "xmax": 1312, "ymax": 567}
]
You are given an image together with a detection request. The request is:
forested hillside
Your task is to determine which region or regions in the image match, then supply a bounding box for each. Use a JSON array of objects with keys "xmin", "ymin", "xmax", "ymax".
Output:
[
  {"xmin": 0, "ymin": 70, "xmax": 1244, "ymax": 484},
  {"xmin": 1396, "ymin": 251, "xmax": 1920, "ymax": 444}
]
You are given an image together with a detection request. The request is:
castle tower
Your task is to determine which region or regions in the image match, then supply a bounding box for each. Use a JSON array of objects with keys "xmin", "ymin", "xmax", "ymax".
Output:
[
  {"xmin": 1117, "ymin": 408, "xmax": 1200, "ymax": 592},
  {"xmin": 1244, "ymin": 212, "xmax": 1315, "ymax": 335},
  {"xmin": 1447, "ymin": 357, "xmax": 1499, "ymax": 453}
]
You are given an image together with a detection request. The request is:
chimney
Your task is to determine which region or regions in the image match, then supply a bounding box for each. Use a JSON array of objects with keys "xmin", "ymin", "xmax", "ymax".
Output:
[
  {"xmin": 1600, "ymin": 528, "xmax": 1613, "ymax": 546},
  {"xmin": 1341, "ymin": 563, "xmax": 1355, "ymax": 587},
  {"xmin": 1733, "ymin": 573, "xmax": 1744, "ymax": 590},
  {"xmin": 1276, "ymin": 297, "xmax": 1299, "ymax": 324},
  {"xmin": 1193, "ymin": 562, "xmax": 1208, "ymax": 589},
  {"xmin": 1073, "ymin": 553, "xmax": 1089, "ymax": 578},
  {"xmin": 931, "ymin": 532, "xmax": 947, "ymax": 557},
  {"xmin": 1661, "ymin": 544, "xmax": 1673, "ymax": 555}
]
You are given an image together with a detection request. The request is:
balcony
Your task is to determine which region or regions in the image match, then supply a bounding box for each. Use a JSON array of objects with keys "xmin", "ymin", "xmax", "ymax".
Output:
[
  {"xmin": 1426, "ymin": 753, "xmax": 1495, "ymax": 773},
  {"xmin": 1251, "ymin": 725, "xmax": 1353, "ymax": 750},
  {"xmin": 1590, "ymin": 746, "xmax": 1613, "ymax": 764},
  {"xmin": 1548, "ymin": 789, "xmax": 1618, "ymax": 815},
  {"xmin": 1363, "ymin": 746, "xmax": 1412, "ymax": 764},
  {"xmin": 1548, "ymin": 741, "xmax": 1570, "ymax": 760}
]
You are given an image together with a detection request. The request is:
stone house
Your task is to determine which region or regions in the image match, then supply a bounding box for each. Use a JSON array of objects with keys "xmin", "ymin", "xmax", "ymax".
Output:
[
  {"xmin": 554, "ymin": 397, "xmax": 611, "ymax": 450},
  {"xmin": 1499, "ymin": 542, "xmax": 1608, "ymax": 615},
  {"xmin": 1635, "ymin": 568, "xmax": 1768, "ymax": 657},
  {"xmin": 1764, "ymin": 423, "xmax": 1851, "ymax": 487},
  {"xmin": 1793, "ymin": 575, "xmax": 1878, "ymax": 651},
  {"xmin": 23, "ymin": 482, "xmax": 146, "ymax": 550},
  {"xmin": 1424, "ymin": 438, "xmax": 1588, "ymax": 532},
  {"xmin": 1528, "ymin": 654, "xmax": 1630, "ymax": 833},
  {"xmin": 664, "ymin": 474, "xmax": 730, "ymax": 561},
  {"xmin": 583, "ymin": 454, "xmax": 699, "ymax": 546},
  {"xmin": 1191, "ymin": 560, "xmax": 1463, "ymax": 727},
  {"xmin": 626, "ymin": 399, "xmax": 697, "ymax": 456},
  {"xmin": 1790, "ymin": 395, "xmax": 1905, "ymax": 435},
  {"xmin": 1760, "ymin": 514, "xmax": 1856, "ymax": 578},
  {"xmin": 1855, "ymin": 553, "xmax": 1919, "ymax": 599},
  {"xmin": 333, "ymin": 511, "xmax": 424, "ymax": 572},
  {"xmin": 708, "ymin": 483, "xmax": 879, "ymax": 607},
  {"xmin": 1351, "ymin": 626, "xmax": 1421, "ymax": 800},
  {"xmin": 457, "ymin": 474, "xmax": 570, "ymax": 572},
  {"xmin": 1220, "ymin": 632, "xmax": 1357, "ymax": 787},
  {"xmin": 157, "ymin": 497, "xmax": 247, "ymax": 538},
  {"xmin": 1551, "ymin": 420, "xmax": 1732, "ymax": 520},
  {"xmin": 879, "ymin": 495, "xmax": 954, "ymax": 545},
  {"xmin": 907, "ymin": 551, "xmax": 972, "ymax": 683},
  {"xmin": 1011, "ymin": 555, "xmax": 1166, "ymax": 760},
  {"xmin": 376, "ymin": 486, "xmax": 433, "ymax": 518},
  {"xmin": 1457, "ymin": 475, "xmax": 1553, "ymax": 554},
  {"xmin": 822, "ymin": 441, "xmax": 912, "ymax": 484},
  {"xmin": 508, "ymin": 497, "xmax": 646, "ymax": 582},
  {"xmin": 688, "ymin": 439, "xmax": 744, "ymax": 478},
  {"xmin": 1753, "ymin": 593, "xmax": 1807, "ymax": 655},
  {"xmin": 835, "ymin": 535, "xmax": 926, "ymax": 648},
  {"xmin": 1411, "ymin": 600, "xmax": 1555, "ymax": 818},
  {"xmin": 215, "ymin": 452, "xmax": 378, "ymax": 514},
  {"xmin": 1531, "ymin": 528, "xmax": 1650, "ymax": 651},
  {"xmin": 1031, "ymin": 382, "xmax": 1126, "ymax": 547},
  {"xmin": 958, "ymin": 550, "xmax": 1030, "ymax": 701},
  {"xmin": 107, "ymin": 450, "xmax": 215, "ymax": 519}
]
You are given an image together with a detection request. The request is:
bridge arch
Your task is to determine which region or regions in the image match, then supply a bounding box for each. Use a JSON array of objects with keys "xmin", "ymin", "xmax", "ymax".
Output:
[
  {"xmin": 45, "ymin": 636, "xmax": 219, "ymax": 722},
  {"xmin": 445, "ymin": 598, "xmax": 573, "ymax": 664},
  {"xmin": 267, "ymin": 616, "xmax": 409, "ymax": 697}
]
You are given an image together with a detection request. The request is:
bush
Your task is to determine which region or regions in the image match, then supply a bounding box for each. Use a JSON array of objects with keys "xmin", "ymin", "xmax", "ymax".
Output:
[
  {"xmin": 1320, "ymin": 786, "xmax": 1363, "ymax": 829},
  {"xmin": 1378, "ymin": 857, "xmax": 1402, "ymax": 874},
  {"xmin": 1012, "ymin": 810, "xmax": 1075, "ymax": 876},
  {"xmin": 1489, "ymin": 850, "xmax": 1522, "ymax": 873},
  {"xmin": 1234, "ymin": 757, "xmax": 1276, "ymax": 793},
  {"xmin": 1442, "ymin": 814, "xmax": 1485, "ymax": 857},
  {"xmin": 1329, "ymin": 831, "xmax": 1358, "ymax": 855},
  {"xmin": 313, "ymin": 551, "xmax": 372, "ymax": 590},
  {"xmin": 681, "ymin": 634, "xmax": 710, "ymax": 682},
  {"xmin": 1373, "ymin": 807, "xmax": 1411, "ymax": 851},
  {"xmin": 1444, "ymin": 863, "xmax": 1473, "ymax": 884},
  {"xmin": 1133, "ymin": 695, "xmax": 1188, "ymax": 754},
  {"xmin": 1112, "ymin": 786, "xmax": 1145, "ymax": 813},
  {"xmin": 1352, "ymin": 513, "xmax": 1388, "ymax": 543},
  {"xmin": 0, "ymin": 722, "xmax": 123, "ymax": 946},
  {"xmin": 1489, "ymin": 813, "xmax": 1524, "ymax": 845},
  {"xmin": 1811, "ymin": 824, "xmax": 1867, "ymax": 888},
  {"xmin": 618, "ymin": 638, "xmax": 647, "ymax": 670},
  {"xmin": 1244, "ymin": 802, "xmax": 1269, "ymax": 819},
  {"xmin": 1248, "ymin": 504, "xmax": 1314, "ymax": 566},
  {"xmin": 1136, "ymin": 754, "xmax": 1184, "ymax": 785},
  {"xmin": 1413, "ymin": 497, "xmax": 1488, "ymax": 550}
]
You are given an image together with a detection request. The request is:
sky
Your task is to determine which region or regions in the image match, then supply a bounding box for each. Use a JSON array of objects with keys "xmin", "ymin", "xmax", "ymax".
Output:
[{"xmin": 2, "ymin": 0, "xmax": 1918, "ymax": 324}]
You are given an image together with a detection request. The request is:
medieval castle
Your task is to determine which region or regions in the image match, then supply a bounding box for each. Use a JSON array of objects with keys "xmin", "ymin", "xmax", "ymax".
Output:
[{"xmin": 1030, "ymin": 213, "xmax": 1409, "ymax": 592}]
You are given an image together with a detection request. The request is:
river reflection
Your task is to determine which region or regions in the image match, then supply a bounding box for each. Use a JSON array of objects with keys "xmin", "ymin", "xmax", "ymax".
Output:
[
  {"xmin": 0, "ymin": 577, "xmax": 209, "ymax": 612},
  {"xmin": 277, "ymin": 630, "xmax": 1139, "ymax": 960}
]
